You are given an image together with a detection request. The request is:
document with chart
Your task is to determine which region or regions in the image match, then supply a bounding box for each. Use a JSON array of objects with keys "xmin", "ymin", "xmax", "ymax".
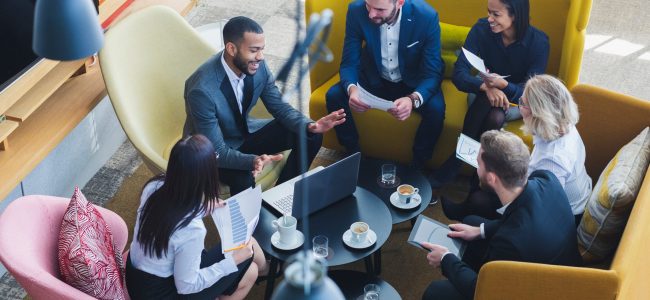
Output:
[
  {"xmin": 408, "ymin": 215, "xmax": 466, "ymax": 258},
  {"xmin": 357, "ymin": 84, "xmax": 395, "ymax": 111},
  {"xmin": 456, "ymin": 133, "xmax": 480, "ymax": 168},
  {"xmin": 212, "ymin": 185, "xmax": 262, "ymax": 253}
]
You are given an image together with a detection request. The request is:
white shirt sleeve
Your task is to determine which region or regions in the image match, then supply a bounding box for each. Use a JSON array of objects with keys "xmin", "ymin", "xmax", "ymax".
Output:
[
  {"xmin": 172, "ymin": 226, "xmax": 239, "ymax": 294},
  {"xmin": 480, "ymin": 223, "xmax": 486, "ymax": 239}
]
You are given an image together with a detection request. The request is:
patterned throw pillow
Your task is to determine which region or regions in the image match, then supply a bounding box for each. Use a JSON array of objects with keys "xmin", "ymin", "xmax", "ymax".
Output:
[
  {"xmin": 577, "ymin": 127, "xmax": 650, "ymax": 263},
  {"xmin": 58, "ymin": 187, "xmax": 128, "ymax": 300}
]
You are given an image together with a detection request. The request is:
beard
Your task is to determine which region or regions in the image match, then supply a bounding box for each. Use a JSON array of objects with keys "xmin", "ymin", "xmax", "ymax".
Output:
[
  {"xmin": 233, "ymin": 53, "xmax": 259, "ymax": 76},
  {"xmin": 479, "ymin": 174, "xmax": 495, "ymax": 194},
  {"xmin": 370, "ymin": 5, "xmax": 399, "ymax": 25}
]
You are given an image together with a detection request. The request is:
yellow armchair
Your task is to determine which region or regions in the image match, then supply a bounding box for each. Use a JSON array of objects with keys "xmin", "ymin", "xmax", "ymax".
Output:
[
  {"xmin": 306, "ymin": 0, "xmax": 592, "ymax": 166},
  {"xmin": 100, "ymin": 5, "xmax": 287, "ymax": 195}
]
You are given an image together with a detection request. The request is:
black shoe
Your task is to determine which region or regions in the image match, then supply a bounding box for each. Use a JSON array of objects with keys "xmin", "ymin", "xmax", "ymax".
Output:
[{"xmin": 440, "ymin": 196, "xmax": 468, "ymax": 221}]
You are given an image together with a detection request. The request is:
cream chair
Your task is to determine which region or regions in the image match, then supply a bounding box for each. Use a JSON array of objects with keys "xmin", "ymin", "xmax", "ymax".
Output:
[{"xmin": 100, "ymin": 5, "xmax": 287, "ymax": 195}]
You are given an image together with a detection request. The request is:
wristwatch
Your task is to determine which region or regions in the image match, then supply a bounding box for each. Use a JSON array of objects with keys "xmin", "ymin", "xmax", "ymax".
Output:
[{"xmin": 408, "ymin": 93, "xmax": 421, "ymax": 108}]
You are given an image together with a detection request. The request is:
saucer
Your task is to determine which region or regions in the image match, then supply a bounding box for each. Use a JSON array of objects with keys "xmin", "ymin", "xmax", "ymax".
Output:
[
  {"xmin": 342, "ymin": 229, "xmax": 377, "ymax": 249},
  {"xmin": 271, "ymin": 231, "xmax": 304, "ymax": 251},
  {"xmin": 389, "ymin": 191, "xmax": 421, "ymax": 209}
]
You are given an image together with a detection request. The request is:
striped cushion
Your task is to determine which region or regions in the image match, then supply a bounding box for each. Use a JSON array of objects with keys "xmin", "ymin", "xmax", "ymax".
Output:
[
  {"xmin": 58, "ymin": 187, "xmax": 128, "ymax": 299},
  {"xmin": 578, "ymin": 127, "xmax": 650, "ymax": 263}
]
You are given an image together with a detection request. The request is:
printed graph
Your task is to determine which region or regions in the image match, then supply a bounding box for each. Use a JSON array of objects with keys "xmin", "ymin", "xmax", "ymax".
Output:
[{"xmin": 228, "ymin": 200, "xmax": 248, "ymax": 245}]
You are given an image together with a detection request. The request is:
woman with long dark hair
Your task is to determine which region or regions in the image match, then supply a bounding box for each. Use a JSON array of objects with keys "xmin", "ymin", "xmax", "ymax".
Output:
[
  {"xmin": 126, "ymin": 135, "xmax": 268, "ymax": 299},
  {"xmin": 431, "ymin": 0, "xmax": 549, "ymax": 187}
]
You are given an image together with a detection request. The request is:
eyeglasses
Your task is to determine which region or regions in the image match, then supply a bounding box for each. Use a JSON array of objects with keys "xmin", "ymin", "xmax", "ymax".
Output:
[{"xmin": 519, "ymin": 97, "xmax": 530, "ymax": 109}]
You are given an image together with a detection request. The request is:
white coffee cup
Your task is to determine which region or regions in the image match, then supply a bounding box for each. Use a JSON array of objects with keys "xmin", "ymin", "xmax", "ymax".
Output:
[
  {"xmin": 397, "ymin": 184, "xmax": 419, "ymax": 204},
  {"xmin": 350, "ymin": 221, "xmax": 369, "ymax": 244},
  {"xmin": 272, "ymin": 215, "xmax": 297, "ymax": 245}
]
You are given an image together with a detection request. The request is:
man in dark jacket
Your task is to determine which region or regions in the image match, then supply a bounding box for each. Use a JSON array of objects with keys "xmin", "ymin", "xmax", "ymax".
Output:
[{"xmin": 421, "ymin": 130, "xmax": 582, "ymax": 300}]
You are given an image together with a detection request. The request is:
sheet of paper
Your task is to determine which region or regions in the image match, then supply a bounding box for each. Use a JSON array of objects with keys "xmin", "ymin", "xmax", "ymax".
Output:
[
  {"xmin": 461, "ymin": 47, "xmax": 509, "ymax": 79},
  {"xmin": 408, "ymin": 215, "xmax": 466, "ymax": 258},
  {"xmin": 357, "ymin": 84, "xmax": 395, "ymax": 111},
  {"xmin": 211, "ymin": 185, "xmax": 262, "ymax": 253},
  {"xmin": 456, "ymin": 133, "xmax": 480, "ymax": 168}
]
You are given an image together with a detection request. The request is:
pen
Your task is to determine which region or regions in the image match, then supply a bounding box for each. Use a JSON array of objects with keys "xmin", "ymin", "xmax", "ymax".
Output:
[
  {"xmin": 224, "ymin": 244, "xmax": 247, "ymax": 252},
  {"xmin": 509, "ymin": 102, "xmax": 518, "ymax": 107}
]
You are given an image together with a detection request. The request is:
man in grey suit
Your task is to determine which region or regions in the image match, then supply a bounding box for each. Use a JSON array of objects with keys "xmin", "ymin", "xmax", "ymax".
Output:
[{"xmin": 184, "ymin": 16, "xmax": 345, "ymax": 195}]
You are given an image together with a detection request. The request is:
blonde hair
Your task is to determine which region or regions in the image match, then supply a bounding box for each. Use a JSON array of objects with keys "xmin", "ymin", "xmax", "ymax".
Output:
[
  {"xmin": 521, "ymin": 75, "xmax": 579, "ymax": 141},
  {"xmin": 480, "ymin": 130, "xmax": 530, "ymax": 189}
]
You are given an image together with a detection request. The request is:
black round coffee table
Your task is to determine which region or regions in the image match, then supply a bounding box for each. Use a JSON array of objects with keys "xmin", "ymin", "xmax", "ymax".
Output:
[
  {"xmin": 357, "ymin": 158, "xmax": 432, "ymax": 224},
  {"xmin": 328, "ymin": 270, "xmax": 401, "ymax": 300},
  {"xmin": 254, "ymin": 186, "xmax": 392, "ymax": 299}
]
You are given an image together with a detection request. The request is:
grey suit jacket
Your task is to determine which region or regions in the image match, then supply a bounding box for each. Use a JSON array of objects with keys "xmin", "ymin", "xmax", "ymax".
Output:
[{"xmin": 183, "ymin": 52, "xmax": 312, "ymax": 170}]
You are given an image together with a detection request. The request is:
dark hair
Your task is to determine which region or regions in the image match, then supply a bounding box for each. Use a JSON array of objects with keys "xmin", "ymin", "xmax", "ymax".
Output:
[
  {"xmin": 222, "ymin": 16, "xmax": 264, "ymax": 46},
  {"xmin": 500, "ymin": 0, "xmax": 530, "ymax": 41},
  {"xmin": 480, "ymin": 130, "xmax": 530, "ymax": 189},
  {"xmin": 136, "ymin": 135, "xmax": 220, "ymax": 258}
]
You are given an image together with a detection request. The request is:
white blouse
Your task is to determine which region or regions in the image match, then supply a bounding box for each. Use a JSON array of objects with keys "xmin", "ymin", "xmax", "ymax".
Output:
[
  {"xmin": 129, "ymin": 181, "xmax": 238, "ymax": 294},
  {"xmin": 528, "ymin": 126, "xmax": 592, "ymax": 215}
]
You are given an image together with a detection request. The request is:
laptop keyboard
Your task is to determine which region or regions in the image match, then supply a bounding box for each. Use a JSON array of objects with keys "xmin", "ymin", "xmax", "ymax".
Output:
[{"xmin": 274, "ymin": 194, "xmax": 293, "ymax": 214}]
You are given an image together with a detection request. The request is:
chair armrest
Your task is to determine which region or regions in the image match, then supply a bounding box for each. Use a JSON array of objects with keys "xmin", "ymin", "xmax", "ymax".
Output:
[{"xmin": 475, "ymin": 261, "xmax": 618, "ymax": 300}]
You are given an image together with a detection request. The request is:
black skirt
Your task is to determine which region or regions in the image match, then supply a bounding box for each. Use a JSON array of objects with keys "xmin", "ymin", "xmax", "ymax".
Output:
[{"xmin": 126, "ymin": 246, "xmax": 253, "ymax": 300}]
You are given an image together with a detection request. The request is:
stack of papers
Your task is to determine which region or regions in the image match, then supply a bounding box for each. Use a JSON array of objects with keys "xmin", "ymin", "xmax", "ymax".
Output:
[
  {"xmin": 211, "ymin": 186, "xmax": 262, "ymax": 253},
  {"xmin": 357, "ymin": 84, "xmax": 395, "ymax": 111},
  {"xmin": 461, "ymin": 47, "xmax": 509, "ymax": 79},
  {"xmin": 456, "ymin": 133, "xmax": 480, "ymax": 168}
]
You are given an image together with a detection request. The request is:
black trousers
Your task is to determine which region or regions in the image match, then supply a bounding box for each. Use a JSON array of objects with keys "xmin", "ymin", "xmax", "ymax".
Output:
[{"xmin": 219, "ymin": 120, "xmax": 323, "ymax": 195}]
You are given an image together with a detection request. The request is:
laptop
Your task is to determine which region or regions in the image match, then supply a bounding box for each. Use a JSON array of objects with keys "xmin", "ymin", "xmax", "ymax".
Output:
[{"xmin": 262, "ymin": 152, "xmax": 361, "ymax": 218}]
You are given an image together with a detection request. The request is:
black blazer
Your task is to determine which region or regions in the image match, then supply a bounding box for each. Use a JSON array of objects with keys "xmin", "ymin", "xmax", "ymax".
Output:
[{"xmin": 441, "ymin": 170, "xmax": 582, "ymax": 299}]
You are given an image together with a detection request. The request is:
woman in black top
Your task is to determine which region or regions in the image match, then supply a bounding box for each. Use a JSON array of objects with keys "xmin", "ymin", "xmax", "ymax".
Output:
[{"xmin": 431, "ymin": 0, "xmax": 549, "ymax": 187}]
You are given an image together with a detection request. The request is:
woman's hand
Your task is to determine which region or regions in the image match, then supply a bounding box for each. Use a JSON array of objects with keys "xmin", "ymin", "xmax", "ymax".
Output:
[
  {"xmin": 232, "ymin": 243, "xmax": 254, "ymax": 264},
  {"xmin": 484, "ymin": 86, "xmax": 510, "ymax": 110}
]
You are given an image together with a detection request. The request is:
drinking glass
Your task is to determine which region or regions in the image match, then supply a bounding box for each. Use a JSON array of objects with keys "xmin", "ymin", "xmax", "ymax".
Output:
[
  {"xmin": 363, "ymin": 283, "xmax": 381, "ymax": 300},
  {"xmin": 381, "ymin": 164, "xmax": 396, "ymax": 185},
  {"xmin": 312, "ymin": 235, "xmax": 328, "ymax": 259}
]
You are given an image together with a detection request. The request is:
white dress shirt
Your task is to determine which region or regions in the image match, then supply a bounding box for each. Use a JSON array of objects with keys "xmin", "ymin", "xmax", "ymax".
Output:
[
  {"xmin": 528, "ymin": 126, "xmax": 592, "ymax": 215},
  {"xmin": 380, "ymin": 10, "xmax": 402, "ymax": 82},
  {"xmin": 130, "ymin": 181, "xmax": 238, "ymax": 294},
  {"xmin": 221, "ymin": 53, "xmax": 246, "ymax": 113}
]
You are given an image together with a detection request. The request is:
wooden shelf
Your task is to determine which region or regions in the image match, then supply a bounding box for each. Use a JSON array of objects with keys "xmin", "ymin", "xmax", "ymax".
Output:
[
  {"xmin": 0, "ymin": 120, "xmax": 19, "ymax": 148},
  {"xmin": 5, "ymin": 60, "xmax": 85, "ymax": 122},
  {"xmin": 0, "ymin": 60, "xmax": 60, "ymax": 114},
  {"xmin": 0, "ymin": 67, "xmax": 106, "ymax": 200}
]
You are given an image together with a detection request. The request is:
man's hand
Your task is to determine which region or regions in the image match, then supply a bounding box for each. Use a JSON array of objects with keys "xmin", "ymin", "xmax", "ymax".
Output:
[
  {"xmin": 308, "ymin": 109, "xmax": 346, "ymax": 133},
  {"xmin": 348, "ymin": 85, "xmax": 371, "ymax": 112},
  {"xmin": 481, "ymin": 84, "xmax": 509, "ymax": 110},
  {"xmin": 231, "ymin": 242, "xmax": 254, "ymax": 264},
  {"xmin": 387, "ymin": 97, "xmax": 413, "ymax": 121},
  {"xmin": 447, "ymin": 223, "xmax": 482, "ymax": 241},
  {"xmin": 252, "ymin": 153, "xmax": 283, "ymax": 177},
  {"xmin": 421, "ymin": 242, "xmax": 450, "ymax": 268}
]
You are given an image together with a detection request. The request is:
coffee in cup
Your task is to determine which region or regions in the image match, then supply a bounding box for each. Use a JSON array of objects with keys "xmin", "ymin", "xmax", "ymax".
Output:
[
  {"xmin": 397, "ymin": 184, "xmax": 419, "ymax": 204},
  {"xmin": 272, "ymin": 215, "xmax": 297, "ymax": 245},
  {"xmin": 350, "ymin": 221, "xmax": 369, "ymax": 244}
]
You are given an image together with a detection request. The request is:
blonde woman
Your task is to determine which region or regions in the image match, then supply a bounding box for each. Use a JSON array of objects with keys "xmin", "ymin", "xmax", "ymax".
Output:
[{"xmin": 442, "ymin": 75, "xmax": 591, "ymax": 225}]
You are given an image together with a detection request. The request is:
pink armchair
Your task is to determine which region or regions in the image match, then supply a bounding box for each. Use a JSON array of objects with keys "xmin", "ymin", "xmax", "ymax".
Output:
[{"xmin": 0, "ymin": 195, "xmax": 129, "ymax": 299}]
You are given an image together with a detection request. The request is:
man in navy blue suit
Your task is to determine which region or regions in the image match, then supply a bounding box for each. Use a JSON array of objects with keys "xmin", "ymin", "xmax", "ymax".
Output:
[
  {"xmin": 420, "ymin": 130, "xmax": 582, "ymax": 300},
  {"xmin": 326, "ymin": 0, "xmax": 445, "ymax": 165}
]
